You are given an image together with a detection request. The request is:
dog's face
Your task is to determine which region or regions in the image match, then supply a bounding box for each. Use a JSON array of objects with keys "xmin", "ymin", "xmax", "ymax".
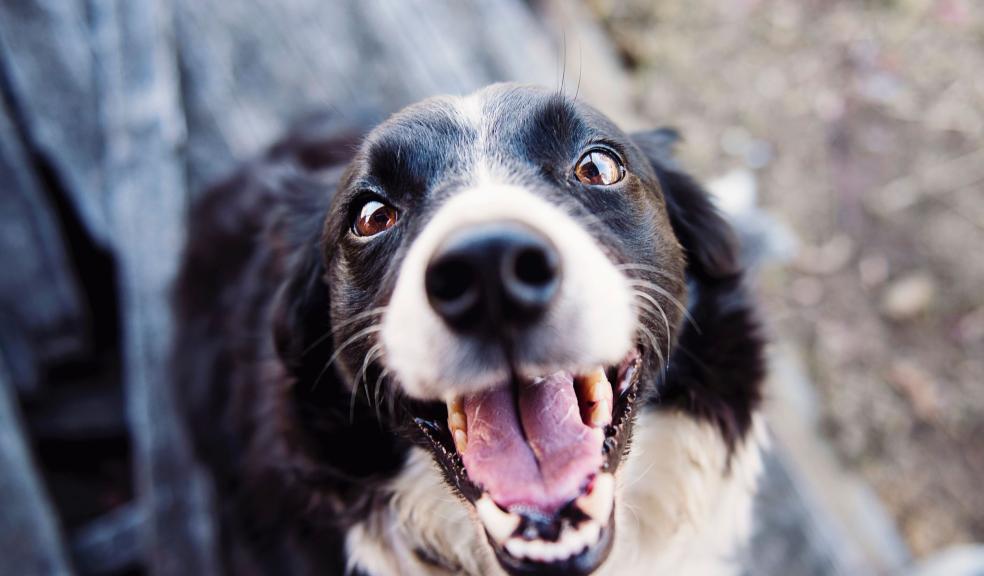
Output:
[{"xmin": 321, "ymin": 84, "xmax": 687, "ymax": 575}]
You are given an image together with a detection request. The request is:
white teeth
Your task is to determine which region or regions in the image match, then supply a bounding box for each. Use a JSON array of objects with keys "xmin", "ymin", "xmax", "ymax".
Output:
[
  {"xmin": 575, "ymin": 473, "xmax": 615, "ymax": 524},
  {"xmin": 588, "ymin": 400, "xmax": 611, "ymax": 428},
  {"xmin": 497, "ymin": 480, "xmax": 609, "ymax": 565},
  {"xmin": 449, "ymin": 411, "xmax": 466, "ymax": 432},
  {"xmin": 447, "ymin": 397, "xmax": 468, "ymax": 452},
  {"xmin": 505, "ymin": 538, "xmax": 526, "ymax": 559},
  {"xmin": 526, "ymin": 538, "xmax": 547, "ymax": 559},
  {"xmin": 453, "ymin": 429, "xmax": 468, "ymax": 452},
  {"xmin": 576, "ymin": 368, "xmax": 613, "ymax": 428},
  {"xmin": 501, "ymin": 519, "xmax": 603, "ymax": 563},
  {"xmin": 476, "ymin": 496, "xmax": 521, "ymax": 543},
  {"xmin": 580, "ymin": 521, "xmax": 601, "ymax": 548}
]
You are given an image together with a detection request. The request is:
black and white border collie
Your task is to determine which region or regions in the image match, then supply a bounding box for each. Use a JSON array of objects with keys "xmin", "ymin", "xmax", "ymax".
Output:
[{"xmin": 175, "ymin": 83, "xmax": 766, "ymax": 576}]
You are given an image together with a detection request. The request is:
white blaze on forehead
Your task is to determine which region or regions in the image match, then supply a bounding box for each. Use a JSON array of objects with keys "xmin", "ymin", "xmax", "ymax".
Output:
[
  {"xmin": 452, "ymin": 91, "xmax": 496, "ymax": 186},
  {"xmin": 381, "ymin": 183, "xmax": 636, "ymax": 399}
]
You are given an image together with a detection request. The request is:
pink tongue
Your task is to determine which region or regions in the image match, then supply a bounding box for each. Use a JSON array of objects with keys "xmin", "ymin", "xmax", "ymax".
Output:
[{"xmin": 460, "ymin": 371, "xmax": 604, "ymax": 513}]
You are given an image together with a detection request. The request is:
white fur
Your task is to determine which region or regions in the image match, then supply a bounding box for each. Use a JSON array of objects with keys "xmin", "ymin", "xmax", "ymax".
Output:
[
  {"xmin": 381, "ymin": 183, "xmax": 636, "ymax": 400},
  {"xmin": 346, "ymin": 411, "xmax": 767, "ymax": 576}
]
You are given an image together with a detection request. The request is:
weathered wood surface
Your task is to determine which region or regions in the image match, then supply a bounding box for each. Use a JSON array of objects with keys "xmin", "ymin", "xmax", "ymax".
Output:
[
  {"xmin": 92, "ymin": 0, "xmax": 221, "ymax": 574},
  {"xmin": 0, "ymin": 90, "xmax": 88, "ymax": 396},
  {"xmin": 0, "ymin": 356, "xmax": 75, "ymax": 576},
  {"xmin": 174, "ymin": 0, "xmax": 561, "ymax": 192},
  {"xmin": 0, "ymin": 1, "xmax": 907, "ymax": 575},
  {"xmin": 71, "ymin": 503, "xmax": 145, "ymax": 576},
  {"xmin": 0, "ymin": 0, "xmax": 110, "ymax": 249}
]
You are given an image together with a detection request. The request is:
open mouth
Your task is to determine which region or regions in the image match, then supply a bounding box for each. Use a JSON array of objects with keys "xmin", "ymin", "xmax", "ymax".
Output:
[{"xmin": 411, "ymin": 350, "xmax": 643, "ymax": 576}]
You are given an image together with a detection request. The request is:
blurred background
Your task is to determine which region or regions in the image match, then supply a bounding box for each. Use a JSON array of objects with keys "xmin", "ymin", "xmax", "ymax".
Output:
[{"xmin": 0, "ymin": 1, "xmax": 981, "ymax": 575}]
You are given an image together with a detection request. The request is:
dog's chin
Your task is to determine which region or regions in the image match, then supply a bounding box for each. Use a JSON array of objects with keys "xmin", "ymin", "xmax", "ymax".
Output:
[{"xmin": 404, "ymin": 350, "xmax": 643, "ymax": 576}]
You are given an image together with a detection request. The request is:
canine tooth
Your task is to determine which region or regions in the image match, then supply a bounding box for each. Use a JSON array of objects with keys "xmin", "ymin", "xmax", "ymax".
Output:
[
  {"xmin": 576, "ymin": 473, "xmax": 615, "ymax": 523},
  {"xmin": 447, "ymin": 396, "xmax": 468, "ymax": 452},
  {"xmin": 454, "ymin": 429, "xmax": 468, "ymax": 453},
  {"xmin": 447, "ymin": 398, "xmax": 465, "ymax": 427},
  {"xmin": 476, "ymin": 496, "xmax": 520, "ymax": 543},
  {"xmin": 582, "ymin": 520, "xmax": 601, "ymax": 545},
  {"xmin": 577, "ymin": 368, "xmax": 613, "ymax": 427},
  {"xmin": 578, "ymin": 368, "xmax": 609, "ymax": 401},
  {"xmin": 449, "ymin": 411, "xmax": 466, "ymax": 432},
  {"xmin": 588, "ymin": 399, "xmax": 611, "ymax": 428}
]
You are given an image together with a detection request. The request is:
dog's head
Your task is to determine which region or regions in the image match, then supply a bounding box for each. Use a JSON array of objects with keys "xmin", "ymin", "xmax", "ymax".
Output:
[{"xmin": 312, "ymin": 83, "xmax": 732, "ymax": 575}]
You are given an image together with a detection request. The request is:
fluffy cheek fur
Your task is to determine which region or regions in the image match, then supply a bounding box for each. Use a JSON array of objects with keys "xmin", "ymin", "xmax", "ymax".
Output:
[{"xmin": 345, "ymin": 413, "xmax": 767, "ymax": 576}]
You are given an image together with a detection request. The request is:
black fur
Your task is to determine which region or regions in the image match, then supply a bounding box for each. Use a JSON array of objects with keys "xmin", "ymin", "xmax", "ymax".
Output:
[
  {"xmin": 633, "ymin": 130, "xmax": 764, "ymax": 449},
  {"xmin": 174, "ymin": 87, "xmax": 764, "ymax": 575}
]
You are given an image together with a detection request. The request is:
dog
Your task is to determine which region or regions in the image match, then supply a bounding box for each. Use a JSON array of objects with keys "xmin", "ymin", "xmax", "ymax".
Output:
[{"xmin": 174, "ymin": 83, "xmax": 766, "ymax": 576}]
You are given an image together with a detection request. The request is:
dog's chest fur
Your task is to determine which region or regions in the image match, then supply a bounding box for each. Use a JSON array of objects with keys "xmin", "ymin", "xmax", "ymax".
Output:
[{"xmin": 347, "ymin": 412, "xmax": 766, "ymax": 576}]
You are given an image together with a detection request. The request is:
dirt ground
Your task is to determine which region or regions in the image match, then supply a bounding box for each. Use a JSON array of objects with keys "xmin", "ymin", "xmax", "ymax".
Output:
[{"xmin": 587, "ymin": 0, "xmax": 984, "ymax": 557}]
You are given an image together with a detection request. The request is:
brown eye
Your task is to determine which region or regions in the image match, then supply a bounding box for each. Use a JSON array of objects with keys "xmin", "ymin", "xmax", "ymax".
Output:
[
  {"xmin": 353, "ymin": 199, "xmax": 398, "ymax": 237},
  {"xmin": 574, "ymin": 149, "xmax": 624, "ymax": 186}
]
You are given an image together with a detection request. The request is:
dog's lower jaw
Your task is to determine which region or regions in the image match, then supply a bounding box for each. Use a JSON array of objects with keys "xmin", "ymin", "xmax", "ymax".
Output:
[{"xmin": 344, "ymin": 412, "xmax": 767, "ymax": 576}]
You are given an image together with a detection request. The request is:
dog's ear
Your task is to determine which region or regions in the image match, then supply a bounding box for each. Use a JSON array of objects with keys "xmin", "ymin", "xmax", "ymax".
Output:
[
  {"xmin": 269, "ymin": 126, "xmax": 363, "ymax": 379},
  {"xmin": 272, "ymin": 241, "xmax": 333, "ymax": 378},
  {"xmin": 632, "ymin": 128, "xmax": 740, "ymax": 280},
  {"xmin": 633, "ymin": 130, "xmax": 764, "ymax": 450}
]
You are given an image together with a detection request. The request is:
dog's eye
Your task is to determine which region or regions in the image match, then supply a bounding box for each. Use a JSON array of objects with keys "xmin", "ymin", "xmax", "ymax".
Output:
[
  {"xmin": 574, "ymin": 149, "xmax": 624, "ymax": 186},
  {"xmin": 353, "ymin": 199, "xmax": 399, "ymax": 237}
]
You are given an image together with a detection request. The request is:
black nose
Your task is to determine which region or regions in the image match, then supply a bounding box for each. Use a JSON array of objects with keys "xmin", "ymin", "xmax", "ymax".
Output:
[{"xmin": 425, "ymin": 223, "xmax": 561, "ymax": 332}]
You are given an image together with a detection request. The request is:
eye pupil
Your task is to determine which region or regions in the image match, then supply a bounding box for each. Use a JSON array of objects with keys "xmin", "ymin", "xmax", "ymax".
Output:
[
  {"xmin": 581, "ymin": 159, "xmax": 601, "ymax": 179},
  {"xmin": 575, "ymin": 149, "xmax": 624, "ymax": 186},
  {"xmin": 354, "ymin": 199, "xmax": 398, "ymax": 237}
]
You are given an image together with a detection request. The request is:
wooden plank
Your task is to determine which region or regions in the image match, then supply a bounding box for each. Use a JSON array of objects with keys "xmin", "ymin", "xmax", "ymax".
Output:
[
  {"xmin": 0, "ymin": 86, "xmax": 88, "ymax": 395},
  {"xmin": 0, "ymin": 356, "xmax": 75, "ymax": 576},
  {"xmin": 0, "ymin": 0, "xmax": 110, "ymax": 247},
  {"xmin": 88, "ymin": 1, "xmax": 220, "ymax": 574},
  {"xmin": 173, "ymin": 0, "xmax": 560, "ymax": 192},
  {"xmin": 762, "ymin": 345, "xmax": 911, "ymax": 575},
  {"xmin": 70, "ymin": 503, "xmax": 145, "ymax": 576}
]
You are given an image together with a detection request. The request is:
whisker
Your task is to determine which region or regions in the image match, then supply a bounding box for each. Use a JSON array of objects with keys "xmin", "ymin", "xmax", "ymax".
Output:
[
  {"xmin": 373, "ymin": 366, "xmax": 391, "ymax": 423},
  {"xmin": 625, "ymin": 459, "xmax": 658, "ymax": 491},
  {"xmin": 350, "ymin": 344, "xmax": 383, "ymax": 423},
  {"xmin": 359, "ymin": 344, "xmax": 383, "ymax": 403},
  {"xmin": 632, "ymin": 312, "xmax": 669, "ymax": 375},
  {"xmin": 632, "ymin": 291, "xmax": 672, "ymax": 364},
  {"xmin": 636, "ymin": 322, "xmax": 666, "ymax": 376},
  {"xmin": 615, "ymin": 262, "xmax": 678, "ymax": 282},
  {"xmin": 311, "ymin": 324, "xmax": 383, "ymax": 390},
  {"xmin": 573, "ymin": 41, "xmax": 583, "ymax": 103},
  {"xmin": 302, "ymin": 307, "xmax": 386, "ymax": 356},
  {"xmin": 627, "ymin": 279, "xmax": 701, "ymax": 335}
]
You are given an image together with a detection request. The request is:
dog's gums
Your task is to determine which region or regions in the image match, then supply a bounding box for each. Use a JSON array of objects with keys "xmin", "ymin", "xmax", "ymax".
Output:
[{"xmin": 411, "ymin": 351, "xmax": 642, "ymax": 574}]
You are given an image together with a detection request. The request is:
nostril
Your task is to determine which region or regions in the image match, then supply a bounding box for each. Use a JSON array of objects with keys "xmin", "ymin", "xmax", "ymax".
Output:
[
  {"xmin": 425, "ymin": 256, "xmax": 481, "ymax": 326},
  {"xmin": 428, "ymin": 258, "xmax": 474, "ymax": 303},
  {"xmin": 513, "ymin": 246, "xmax": 556, "ymax": 287},
  {"xmin": 502, "ymin": 240, "xmax": 560, "ymax": 319}
]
